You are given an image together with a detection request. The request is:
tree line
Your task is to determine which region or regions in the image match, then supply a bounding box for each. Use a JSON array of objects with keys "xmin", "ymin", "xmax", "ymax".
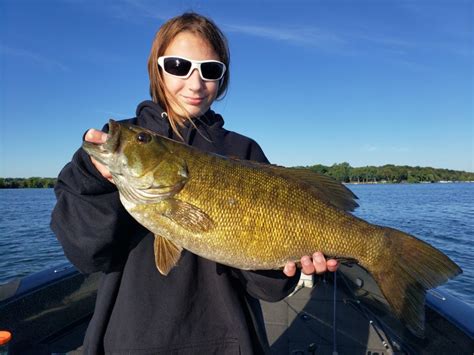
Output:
[
  {"xmin": 0, "ymin": 177, "xmax": 56, "ymax": 189},
  {"xmin": 300, "ymin": 163, "xmax": 474, "ymax": 183},
  {"xmin": 1, "ymin": 163, "xmax": 473, "ymax": 188}
]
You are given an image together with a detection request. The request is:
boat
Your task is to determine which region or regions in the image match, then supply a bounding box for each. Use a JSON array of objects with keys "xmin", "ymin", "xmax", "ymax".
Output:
[
  {"xmin": 1, "ymin": 262, "xmax": 473, "ymax": 354},
  {"xmin": 261, "ymin": 265, "xmax": 474, "ymax": 354}
]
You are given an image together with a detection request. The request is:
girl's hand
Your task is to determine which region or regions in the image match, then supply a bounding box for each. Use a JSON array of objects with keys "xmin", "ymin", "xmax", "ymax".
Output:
[
  {"xmin": 283, "ymin": 252, "xmax": 339, "ymax": 277},
  {"xmin": 85, "ymin": 129, "xmax": 114, "ymax": 183}
]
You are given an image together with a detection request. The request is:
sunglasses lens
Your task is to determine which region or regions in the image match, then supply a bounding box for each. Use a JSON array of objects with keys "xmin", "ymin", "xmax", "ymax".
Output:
[
  {"xmin": 163, "ymin": 57, "xmax": 192, "ymax": 77},
  {"xmin": 201, "ymin": 62, "xmax": 225, "ymax": 80}
]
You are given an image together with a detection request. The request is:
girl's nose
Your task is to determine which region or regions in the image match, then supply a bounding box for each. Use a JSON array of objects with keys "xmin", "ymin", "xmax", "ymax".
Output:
[{"xmin": 187, "ymin": 68, "xmax": 205, "ymax": 90}]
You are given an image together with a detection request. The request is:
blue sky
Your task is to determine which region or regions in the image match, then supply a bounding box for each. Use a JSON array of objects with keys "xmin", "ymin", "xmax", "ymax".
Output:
[{"xmin": 1, "ymin": 0, "xmax": 473, "ymax": 177}]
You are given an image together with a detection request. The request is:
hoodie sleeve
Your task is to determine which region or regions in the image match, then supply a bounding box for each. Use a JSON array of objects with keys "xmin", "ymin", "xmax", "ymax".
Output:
[
  {"xmin": 51, "ymin": 147, "xmax": 144, "ymax": 274},
  {"xmin": 232, "ymin": 268, "xmax": 301, "ymax": 302}
]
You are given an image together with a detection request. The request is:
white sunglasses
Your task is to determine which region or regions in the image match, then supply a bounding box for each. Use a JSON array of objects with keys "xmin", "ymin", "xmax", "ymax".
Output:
[{"xmin": 158, "ymin": 56, "xmax": 226, "ymax": 81}]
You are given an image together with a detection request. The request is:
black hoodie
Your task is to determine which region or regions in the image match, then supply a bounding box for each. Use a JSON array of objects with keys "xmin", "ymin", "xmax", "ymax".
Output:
[{"xmin": 51, "ymin": 101, "xmax": 300, "ymax": 354}]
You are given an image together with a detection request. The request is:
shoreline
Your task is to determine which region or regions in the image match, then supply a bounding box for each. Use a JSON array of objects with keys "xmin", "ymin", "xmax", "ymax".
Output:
[
  {"xmin": 345, "ymin": 180, "xmax": 474, "ymax": 185},
  {"xmin": 1, "ymin": 181, "xmax": 474, "ymax": 189}
]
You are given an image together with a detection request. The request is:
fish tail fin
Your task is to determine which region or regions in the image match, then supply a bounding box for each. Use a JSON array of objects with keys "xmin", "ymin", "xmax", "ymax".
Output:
[{"xmin": 368, "ymin": 227, "xmax": 462, "ymax": 337}]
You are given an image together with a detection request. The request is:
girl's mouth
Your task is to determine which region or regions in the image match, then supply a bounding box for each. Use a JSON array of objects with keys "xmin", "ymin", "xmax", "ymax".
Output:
[{"xmin": 183, "ymin": 96, "xmax": 204, "ymax": 105}]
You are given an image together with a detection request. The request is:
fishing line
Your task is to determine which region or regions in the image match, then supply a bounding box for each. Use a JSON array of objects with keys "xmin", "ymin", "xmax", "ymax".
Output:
[
  {"xmin": 338, "ymin": 271, "xmax": 407, "ymax": 353},
  {"xmin": 332, "ymin": 270, "xmax": 338, "ymax": 355}
]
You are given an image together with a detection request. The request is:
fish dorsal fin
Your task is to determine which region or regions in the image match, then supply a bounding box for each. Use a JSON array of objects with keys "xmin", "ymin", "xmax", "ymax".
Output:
[
  {"xmin": 281, "ymin": 167, "xmax": 359, "ymax": 211},
  {"xmin": 165, "ymin": 199, "xmax": 215, "ymax": 232},
  {"xmin": 154, "ymin": 234, "xmax": 183, "ymax": 275},
  {"xmin": 236, "ymin": 160, "xmax": 359, "ymax": 212}
]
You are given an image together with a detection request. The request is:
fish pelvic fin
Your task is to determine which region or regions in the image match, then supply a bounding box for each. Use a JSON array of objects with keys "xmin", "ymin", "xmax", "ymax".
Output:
[
  {"xmin": 154, "ymin": 234, "xmax": 183, "ymax": 275},
  {"xmin": 369, "ymin": 227, "xmax": 462, "ymax": 337},
  {"xmin": 165, "ymin": 199, "xmax": 215, "ymax": 233}
]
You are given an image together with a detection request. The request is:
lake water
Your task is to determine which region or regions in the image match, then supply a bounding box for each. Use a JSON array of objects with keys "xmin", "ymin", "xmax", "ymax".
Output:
[
  {"xmin": 0, "ymin": 184, "xmax": 473, "ymax": 306},
  {"xmin": 0, "ymin": 189, "xmax": 67, "ymax": 283}
]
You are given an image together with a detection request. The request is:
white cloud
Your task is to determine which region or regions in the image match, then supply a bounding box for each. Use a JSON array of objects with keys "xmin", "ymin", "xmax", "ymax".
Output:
[
  {"xmin": 0, "ymin": 45, "xmax": 70, "ymax": 72},
  {"xmin": 362, "ymin": 144, "xmax": 377, "ymax": 152},
  {"xmin": 389, "ymin": 146, "xmax": 410, "ymax": 153},
  {"xmin": 223, "ymin": 23, "xmax": 345, "ymax": 49},
  {"xmin": 107, "ymin": 0, "xmax": 178, "ymax": 23}
]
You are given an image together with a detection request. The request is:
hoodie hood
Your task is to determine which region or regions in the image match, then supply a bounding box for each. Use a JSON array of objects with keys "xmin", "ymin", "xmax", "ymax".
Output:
[{"xmin": 135, "ymin": 100, "xmax": 225, "ymax": 144}]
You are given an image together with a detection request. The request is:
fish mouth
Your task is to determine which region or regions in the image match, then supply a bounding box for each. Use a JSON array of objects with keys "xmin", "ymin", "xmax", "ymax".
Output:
[{"xmin": 82, "ymin": 119, "xmax": 121, "ymax": 165}]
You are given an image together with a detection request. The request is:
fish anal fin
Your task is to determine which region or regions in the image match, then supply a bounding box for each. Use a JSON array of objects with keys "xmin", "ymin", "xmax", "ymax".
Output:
[
  {"xmin": 166, "ymin": 199, "xmax": 215, "ymax": 233},
  {"xmin": 154, "ymin": 234, "xmax": 183, "ymax": 275}
]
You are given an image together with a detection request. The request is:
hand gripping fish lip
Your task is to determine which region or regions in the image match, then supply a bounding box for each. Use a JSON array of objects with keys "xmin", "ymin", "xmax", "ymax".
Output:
[{"xmin": 82, "ymin": 120, "xmax": 121, "ymax": 162}]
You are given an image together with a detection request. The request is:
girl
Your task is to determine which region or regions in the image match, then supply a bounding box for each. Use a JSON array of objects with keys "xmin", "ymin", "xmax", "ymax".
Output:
[{"xmin": 52, "ymin": 12, "xmax": 337, "ymax": 354}]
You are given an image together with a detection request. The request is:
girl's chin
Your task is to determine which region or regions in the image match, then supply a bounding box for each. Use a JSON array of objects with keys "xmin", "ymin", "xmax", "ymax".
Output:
[
  {"xmin": 184, "ymin": 104, "xmax": 209, "ymax": 117},
  {"xmin": 169, "ymin": 102, "xmax": 210, "ymax": 118}
]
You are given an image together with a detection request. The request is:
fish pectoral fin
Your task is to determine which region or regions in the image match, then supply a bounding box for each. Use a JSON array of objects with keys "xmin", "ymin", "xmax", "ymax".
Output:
[
  {"xmin": 154, "ymin": 234, "xmax": 183, "ymax": 275},
  {"xmin": 165, "ymin": 199, "xmax": 215, "ymax": 233}
]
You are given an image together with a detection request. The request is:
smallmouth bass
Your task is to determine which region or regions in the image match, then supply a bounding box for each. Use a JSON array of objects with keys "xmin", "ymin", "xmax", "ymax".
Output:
[{"xmin": 83, "ymin": 119, "xmax": 462, "ymax": 337}]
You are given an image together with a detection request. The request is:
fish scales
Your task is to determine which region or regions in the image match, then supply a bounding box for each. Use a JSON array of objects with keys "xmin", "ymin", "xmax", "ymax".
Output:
[{"xmin": 162, "ymin": 146, "xmax": 380, "ymax": 270}]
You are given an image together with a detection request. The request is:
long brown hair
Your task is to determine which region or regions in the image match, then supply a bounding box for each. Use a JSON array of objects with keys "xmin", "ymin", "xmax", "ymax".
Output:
[{"xmin": 147, "ymin": 12, "xmax": 230, "ymax": 136}]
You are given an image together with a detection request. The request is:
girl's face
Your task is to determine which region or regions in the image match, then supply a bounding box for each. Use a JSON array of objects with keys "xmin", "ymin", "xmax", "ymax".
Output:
[{"xmin": 162, "ymin": 31, "xmax": 221, "ymax": 118}]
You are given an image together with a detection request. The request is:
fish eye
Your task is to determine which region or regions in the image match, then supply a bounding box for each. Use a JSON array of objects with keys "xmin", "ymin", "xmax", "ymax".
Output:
[{"xmin": 137, "ymin": 132, "xmax": 152, "ymax": 144}]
